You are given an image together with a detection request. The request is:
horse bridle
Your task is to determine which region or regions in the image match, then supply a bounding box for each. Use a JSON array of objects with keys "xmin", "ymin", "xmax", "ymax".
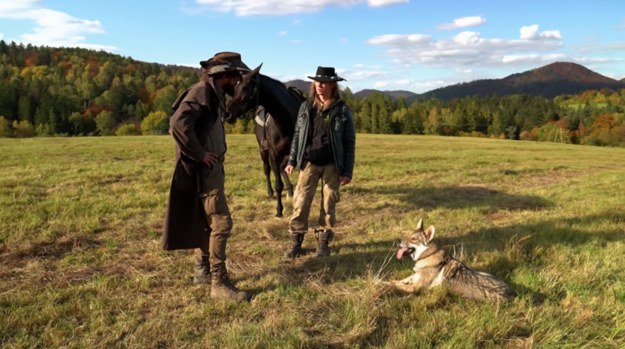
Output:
[{"xmin": 238, "ymin": 74, "xmax": 260, "ymax": 117}]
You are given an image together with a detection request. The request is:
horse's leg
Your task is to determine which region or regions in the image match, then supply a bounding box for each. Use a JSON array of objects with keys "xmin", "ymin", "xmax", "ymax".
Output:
[
  {"xmin": 261, "ymin": 150, "xmax": 274, "ymax": 199},
  {"xmin": 270, "ymin": 154, "xmax": 284, "ymax": 217},
  {"xmin": 280, "ymin": 157, "xmax": 294, "ymax": 198}
]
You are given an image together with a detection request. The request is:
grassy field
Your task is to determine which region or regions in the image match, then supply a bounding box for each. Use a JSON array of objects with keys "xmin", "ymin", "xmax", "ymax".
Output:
[{"xmin": 1, "ymin": 134, "xmax": 624, "ymax": 348}]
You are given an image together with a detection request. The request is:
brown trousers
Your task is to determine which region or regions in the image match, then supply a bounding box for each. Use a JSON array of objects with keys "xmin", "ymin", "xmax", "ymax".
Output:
[
  {"xmin": 288, "ymin": 162, "xmax": 340, "ymax": 234},
  {"xmin": 198, "ymin": 163, "xmax": 232, "ymax": 271}
]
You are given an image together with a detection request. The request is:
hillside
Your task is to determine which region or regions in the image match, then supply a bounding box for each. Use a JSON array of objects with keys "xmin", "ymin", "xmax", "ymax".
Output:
[
  {"xmin": 284, "ymin": 79, "xmax": 310, "ymax": 93},
  {"xmin": 285, "ymin": 80, "xmax": 421, "ymax": 103},
  {"xmin": 1, "ymin": 42, "xmax": 623, "ymax": 146},
  {"xmin": 353, "ymin": 89, "xmax": 419, "ymax": 103},
  {"xmin": 421, "ymin": 62, "xmax": 625, "ymax": 100}
]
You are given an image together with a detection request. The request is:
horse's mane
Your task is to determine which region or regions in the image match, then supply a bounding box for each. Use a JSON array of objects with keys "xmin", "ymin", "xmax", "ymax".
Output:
[
  {"xmin": 287, "ymin": 86, "xmax": 306, "ymax": 103},
  {"xmin": 259, "ymin": 74, "xmax": 305, "ymax": 104}
]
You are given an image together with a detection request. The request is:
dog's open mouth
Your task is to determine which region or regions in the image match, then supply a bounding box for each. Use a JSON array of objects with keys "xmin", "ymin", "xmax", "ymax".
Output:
[{"xmin": 396, "ymin": 246, "xmax": 415, "ymax": 260}]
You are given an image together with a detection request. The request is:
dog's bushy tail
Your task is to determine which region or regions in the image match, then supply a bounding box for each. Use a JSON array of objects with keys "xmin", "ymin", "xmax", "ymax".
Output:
[{"xmin": 447, "ymin": 265, "xmax": 516, "ymax": 302}]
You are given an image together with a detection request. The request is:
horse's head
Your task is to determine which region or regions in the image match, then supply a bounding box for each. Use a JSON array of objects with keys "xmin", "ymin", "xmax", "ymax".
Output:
[{"xmin": 225, "ymin": 63, "xmax": 262, "ymax": 123}]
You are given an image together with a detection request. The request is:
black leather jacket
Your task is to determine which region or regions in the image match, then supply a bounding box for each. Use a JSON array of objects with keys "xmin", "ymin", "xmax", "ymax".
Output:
[{"xmin": 288, "ymin": 99, "xmax": 356, "ymax": 179}]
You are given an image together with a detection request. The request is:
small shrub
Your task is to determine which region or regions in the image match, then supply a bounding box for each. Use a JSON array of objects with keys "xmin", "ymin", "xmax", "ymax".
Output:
[
  {"xmin": 115, "ymin": 123, "xmax": 140, "ymax": 136},
  {"xmin": 0, "ymin": 116, "xmax": 12, "ymax": 137},
  {"xmin": 95, "ymin": 110, "xmax": 117, "ymax": 136},
  {"xmin": 13, "ymin": 120, "xmax": 36, "ymax": 138},
  {"xmin": 140, "ymin": 111, "xmax": 169, "ymax": 135}
]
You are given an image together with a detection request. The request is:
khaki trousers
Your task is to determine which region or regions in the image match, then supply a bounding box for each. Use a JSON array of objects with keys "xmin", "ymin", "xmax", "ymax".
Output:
[
  {"xmin": 288, "ymin": 162, "xmax": 340, "ymax": 234},
  {"xmin": 198, "ymin": 163, "xmax": 233, "ymax": 271}
]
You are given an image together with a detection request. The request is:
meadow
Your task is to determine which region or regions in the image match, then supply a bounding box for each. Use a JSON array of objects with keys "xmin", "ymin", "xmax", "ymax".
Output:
[{"xmin": 1, "ymin": 134, "xmax": 624, "ymax": 348}]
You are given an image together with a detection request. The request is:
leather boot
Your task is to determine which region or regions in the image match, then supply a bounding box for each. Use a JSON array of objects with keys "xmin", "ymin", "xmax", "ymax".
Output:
[
  {"xmin": 314, "ymin": 229, "xmax": 334, "ymax": 257},
  {"xmin": 210, "ymin": 266, "xmax": 249, "ymax": 303},
  {"xmin": 283, "ymin": 234, "xmax": 304, "ymax": 259},
  {"xmin": 193, "ymin": 256, "xmax": 211, "ymax": 284}
]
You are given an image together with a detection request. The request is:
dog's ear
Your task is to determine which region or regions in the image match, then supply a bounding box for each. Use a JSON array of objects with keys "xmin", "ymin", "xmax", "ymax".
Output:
[
  {"xmin": 416, "ymin": 218, "xmax": 423, "ymax": 231},
  {"xmin": 424, "ymin": 225, "xmax": 435, "ymax": 242}
]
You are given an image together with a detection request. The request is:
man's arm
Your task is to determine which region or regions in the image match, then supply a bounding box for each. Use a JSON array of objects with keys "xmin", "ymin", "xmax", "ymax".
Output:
[{"xmin": 170, "ymin": 101, "xmax": 207, "ymax": 162}]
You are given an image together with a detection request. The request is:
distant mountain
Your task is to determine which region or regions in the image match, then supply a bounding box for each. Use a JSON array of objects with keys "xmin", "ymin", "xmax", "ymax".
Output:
[
  {"xmin": 284, "ymin": 79, "xmax": 310, "ymax": 93},
  {"xmin": 421, "ymin": 62, "xmax": 625, "ymax": 100},
  {"xmin": 285, "ymin": 80, "xmax": 420, "ymax": 103},
  {"xmin": 353, "ymin": 89, "xmax": 419, "ymax": 103},
  {"xmin": 289, "ymin": 62, "xmax": 623, "ymax": 101}
]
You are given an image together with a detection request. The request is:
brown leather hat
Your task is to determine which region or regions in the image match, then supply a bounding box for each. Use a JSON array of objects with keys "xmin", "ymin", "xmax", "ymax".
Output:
[{"xmin": 200, "ymin": 51, "xmax": 250, "ymax": 75}]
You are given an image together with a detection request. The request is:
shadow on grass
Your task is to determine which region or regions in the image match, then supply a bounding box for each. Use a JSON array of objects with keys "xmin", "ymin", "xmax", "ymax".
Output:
[
  {"xmin": 245, "ymin": 210, "xmax": 625, "ymax": 301},
  {"xmin": 0, "ymin": 234, "xmax": 102, "ymax": 266},
  {"xmin": 234, "ymin": 210, "xmax": 625, "ymax": 347},
  {"xmin": 348, "ymin": 184, "xmax": 552, "ymax": 212},
  {"xmin": 448, "ymin": 210, "xmax": 625, "ymax": 253}
]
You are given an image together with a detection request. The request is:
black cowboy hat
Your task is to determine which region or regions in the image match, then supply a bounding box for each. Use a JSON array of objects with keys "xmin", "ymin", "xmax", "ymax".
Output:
[
  {"xmin": 200, "ymin": 51, "xmax": 251, "ymax": 76},
  {"xmin": 307, "ymin": 66, "xmax": 346, "ymax": 82}
]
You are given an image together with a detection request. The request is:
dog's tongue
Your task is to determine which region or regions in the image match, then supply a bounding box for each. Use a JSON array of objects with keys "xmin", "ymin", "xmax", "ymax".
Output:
[{"xmin": 396, "ymin": 247, "xmax": 409, "ymax": 260}]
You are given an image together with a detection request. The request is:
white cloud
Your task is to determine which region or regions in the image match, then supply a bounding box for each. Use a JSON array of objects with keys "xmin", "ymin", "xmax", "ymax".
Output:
[
  {"xmin": 368, "ymin": 33, "xmax": 430, "ymax": 45},
  {"xmin": 346, "ymin": 69, "xmax": 385, "ymax": 81},
  {"xmin": 519, "ymin": 25, "xmax": 539, "ymax": 40},
  {"xmin": 367, "ymin": 24, "xmax": 564, "ymax": 69},
  {"xmin": 195, "ymin": 0, "xmax": 406, "ymax": 16},
  {"xmin": 373, "ymin": 79, "xmax": 410, "ymax": 88},
  {"xmin": 0, "ymin": 0, "xmax": 115, "ymax": 50},
  {"xmin": 575, "ymin": 42, "xmax": 625, "ymax": 53},
  {"xmin": 413, "ymin": 79, "xmax": 449, "ymax": 90},
  {"xmin": 502, "ymin": 53, "xmax": 566, "ymax": 64},
  {"xmin": 279, "ymin": 31, "xmax": 288, "ymax": 36},
  {"xmin": 0, "ymin": 0, "xmax": 39, "ymax": 14},
  {"xmin": 520, "ymin": 25, "xmax": 561, "ymax": 40},
  {"xmin": 438, "ymin": 16, "xmax": 487, "ymax": 30},
  {"xmin": 368, "ymin": 0, "xmax": 408, "ymax": 7}
]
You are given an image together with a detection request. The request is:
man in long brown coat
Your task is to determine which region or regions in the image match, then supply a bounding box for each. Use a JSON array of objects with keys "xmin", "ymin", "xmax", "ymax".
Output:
[{"xmin": 162, "ymin": 52, "xmax": 249, "ymax": 303}]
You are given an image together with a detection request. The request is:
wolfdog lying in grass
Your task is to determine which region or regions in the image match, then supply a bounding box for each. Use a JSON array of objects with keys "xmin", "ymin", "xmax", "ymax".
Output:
[{"xmin": 385, "ymin": 219, "xmax": 516, "ymax": 302}]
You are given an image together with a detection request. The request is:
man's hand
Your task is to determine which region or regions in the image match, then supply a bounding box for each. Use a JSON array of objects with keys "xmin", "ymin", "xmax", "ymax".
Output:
[
  {"xmin": 340, "ymin": 176, "xmax": 351, "ymax": 185},
  {"xmin": 202, "ymin": 152, "xmax": 218, "ymax": 167},
  {"xmin": 285, "ymin": 164, "xmax": 294, "ymax": 176}
]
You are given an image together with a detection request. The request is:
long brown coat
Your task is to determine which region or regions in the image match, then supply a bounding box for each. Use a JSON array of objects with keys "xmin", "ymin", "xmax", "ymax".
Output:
[{"xmin": 162, "ymin": 79, "xmax": 219, "ymax": 250}]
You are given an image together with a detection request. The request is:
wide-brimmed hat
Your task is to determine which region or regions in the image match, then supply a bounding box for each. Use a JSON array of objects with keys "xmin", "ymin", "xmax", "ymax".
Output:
[
  {"xmin": 200, "ymin": 51, "xmax": 251, "ymax": 76},
  {"xmin": 307, "ymin": 66, "xmax": 345, "ymax": 82}
]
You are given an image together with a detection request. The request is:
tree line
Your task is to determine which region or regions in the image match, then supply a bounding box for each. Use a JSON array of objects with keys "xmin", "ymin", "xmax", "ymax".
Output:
[{"xmin": 1, "ymin": 41, "xmax": 624, "ymax": 147}]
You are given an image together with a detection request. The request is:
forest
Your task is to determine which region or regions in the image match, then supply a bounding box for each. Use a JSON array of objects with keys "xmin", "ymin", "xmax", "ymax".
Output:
[{"xmin": 1, "ymin": 41, "xmax": 624, "ymax": 147}]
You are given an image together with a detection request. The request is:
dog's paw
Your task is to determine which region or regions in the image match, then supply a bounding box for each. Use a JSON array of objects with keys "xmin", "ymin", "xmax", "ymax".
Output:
[{"xmin": 373, "ymin": 278, "xmax": 391, "ymax": 286}]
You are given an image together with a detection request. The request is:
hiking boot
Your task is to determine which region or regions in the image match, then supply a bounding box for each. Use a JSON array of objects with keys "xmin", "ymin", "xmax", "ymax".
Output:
[
  {"xmin": 210, "ymin": 270, "xmax": 249, "ymax": 303},
  {"xmin": 314, "ymin": 229, "xmax": 334, "ymax": 257},
  {"xmin": 193, "ymin": 256, "xmax": 211, "ymax": 284},
  {"xmin": 283, "ymin": 234, "xmax": 304, "ymax": 259}
]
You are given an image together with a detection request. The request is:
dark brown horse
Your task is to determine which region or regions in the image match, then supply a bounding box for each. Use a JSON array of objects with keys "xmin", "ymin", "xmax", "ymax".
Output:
[{"xmin": 226, "ymin": 65, "xmax": 305, "ymax": 217}]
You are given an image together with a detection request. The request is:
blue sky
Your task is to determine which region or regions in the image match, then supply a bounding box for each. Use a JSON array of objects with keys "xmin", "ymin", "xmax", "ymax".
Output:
[{"xmin": 1, "ymin": 0, "xmax": 624, "ymax": 93}]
